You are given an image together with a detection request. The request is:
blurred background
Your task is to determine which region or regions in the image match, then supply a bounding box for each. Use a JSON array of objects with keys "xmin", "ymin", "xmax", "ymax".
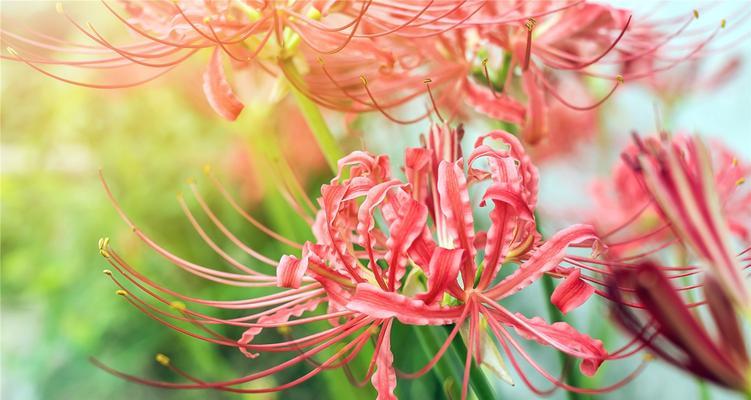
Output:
[{"xmin": 1, "ymin": 2, "xmax": 750, "ymax": 400}]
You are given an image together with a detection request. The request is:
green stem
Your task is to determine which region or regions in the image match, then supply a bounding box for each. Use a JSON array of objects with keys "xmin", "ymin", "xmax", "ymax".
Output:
[
  {"xmin": 283, "ymin": 60, "xmax": 343, "ymax": 173},
  {"xmin": 415, "ymin": 326, "xmax": 461, "ymax": 400},
  {"xmin": 541, "ymin": 274, "xmax": 586, "ymax": 400},
  {"xmin": 446, "ymin": 326, "xmax": 498, "ymax": 400}
]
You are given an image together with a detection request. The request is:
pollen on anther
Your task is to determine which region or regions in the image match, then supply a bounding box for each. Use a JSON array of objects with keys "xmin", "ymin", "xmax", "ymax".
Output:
[
  {"xmin": 736, "ymin": 177, "xmax": 746, "ymax": 186},
  {"xmin": 616, "ymin": 75, "xmax": 624, "ymax": 84},
  {"xmin": 360, "ymin": 75, "xmax": 368, "ymax": 86},
  {"xmin": 170, "ymin": 301, "xmax": 187, "ymax": 311},
  {"xmin": 277, "ymin": 325, "xmax": 291, "ymax": 335},
  {"xmin": 116, "ymin": 289, "xmax": 128, "ymax": 296},
  {"xmin": 155, "ymin": 353, "xmax": 171, "ymax": 366},
  {"xmin": 721, "ymin": 19, "xmax": 727, "ymax": 28},
  {"xmin": 6, "ymin": 47, "xmax": 17, "ymax": 56},
  {"xmin": 693, "ymin": 10, "xmax": 699, "ymax": 19},
  {"xmin": 525, "ymin": 18, "xmax": 537, "ymax": 31},
  {"xmin": 103, "ymin": 269, "xmax": 112, "ymax": 275}
]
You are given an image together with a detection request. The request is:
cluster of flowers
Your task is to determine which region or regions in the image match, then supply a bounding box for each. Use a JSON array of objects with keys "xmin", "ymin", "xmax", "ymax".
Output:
[
  {"xmin": 96, "ymin": 123, "xmax": 750, "ymax": 398},
  {"xmin": 2, "ymin": 1, "xmax": 737, "ymax": 146},
  {"xmin": 5, "ymin": 0, "xmax": 750, "ymax": 398}
]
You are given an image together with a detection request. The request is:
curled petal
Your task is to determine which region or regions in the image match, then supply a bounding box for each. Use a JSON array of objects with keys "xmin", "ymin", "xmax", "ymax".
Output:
[
  {"xmin": 347, "ymin": 283, "xmax": 462, "ymax": 325},
  {"xmin": 276, "ymin": 255, "xmax": 308, "ymax": 289},
  {"xmin": 437, "ymin": 160, "xmax": 476, "ymax": 284},
  {"xmin": 203, "ymin": 48, "xmax": 244, "ymax": 121},
  {"xmin": 510, "ymin": 313, "xmax": 607, "ymax": 376},
  {"xmin": 551, "ymin": 268, "xmax": 595, "ymax": 314},
  {"xmin": 372, "ymin": 323, "xmax": 397, "ymax": 400},
  {"xmin": 465, "ymin": 81, "xmax": 526, "ymax": 124},
  {"xmin": 485, "ymin": 224, "xmax": 599, "ymax": 299},
  {"xmin": 238, "ymin": 297, "xmax": 323, "ymax": 358},
  {"xmin": 419, "ymin": 247, "xmax": 463, "ymax": 305}
]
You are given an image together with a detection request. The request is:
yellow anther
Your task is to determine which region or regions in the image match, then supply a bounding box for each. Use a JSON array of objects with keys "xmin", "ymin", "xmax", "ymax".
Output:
[
  {"xmin": 103, "ymin": 269, "xmax": 113, "ymax": 275},
  {"xmin": 524, "ymin": 18, "xmax": 536, "ymax": 31},
  {"xmin": 423, "ymin": 78, "xmax": 433, "ymax": 84},
  {"xmin": 6, "ymin": 47, "xmax": 17, "ymax": 56},
  {"xmin": 170, "ymin": 301, "xmax": 187, "ymax": 311},
  {"xmin": 316, "ymin": 56, "xmax": 325, "ymax": 65},
  {"xmin": 155, "ymin": 353, "xmax": 171, "ymax": 366},
  {"xmin": 736, "ymin": 177, "xmax": 746, "ymax": 186},
  {"xmin": 203, "ymin": 16, "xmax": 210, "ymax": 24},
  {"xmin": 482, "ymin": 58, "xmax": 488, "ymax": 66},
  {"xmin": 56, "ymin": 2, "xmax": 64, "ymax": 14},
  {"xmin": 732, "ymin": 157, "xmax": 738, "ymax": 167},
  {"xmin": 693, "ymin": 10, "xmax": 699, "ymax": 19},
  {"xmin": 98, "ymin": 237, "xmax": 111, "ymax": 258},
  {"xmin": 203, "ymin": 164, "xmax": 212, "ymax": 175},
  {"xmin": 306, "ymin": 6, "xmax": 322, "ymax": 21},
  {"xmin": 643, "ymin": 353, "xmax": 655, "ymax": 361},
  {"xmin": 615, "ymin": 75, "xmax": 624, "ymax": 84},
  {"xmin": 360, "ymin": 75, "xmax": 368, "ymax": 86},
  {"xmin": 721, "ymin": 19, "xmax": 726, "ymax": 28},
  {"xmin": 116, "ymin": 289, "xmax": 128, "ymax": 296},
  {"xmin": 277, "ymin": 325, "xmax": 291, "ymax": 335}
]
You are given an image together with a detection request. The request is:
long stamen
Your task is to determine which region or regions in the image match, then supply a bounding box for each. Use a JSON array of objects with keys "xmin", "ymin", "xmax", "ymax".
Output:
[
  {"xmin": 522, "ymin": 18, "xmax": 536, "ymax": 71},
  {"xmin": 424, "ymin": 78, "xmax": 445, "ymax": 123}
]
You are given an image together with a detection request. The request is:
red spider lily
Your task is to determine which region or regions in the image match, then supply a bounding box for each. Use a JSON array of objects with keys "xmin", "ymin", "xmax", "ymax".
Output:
[
  {"xmin": 612, "ymin": 134, "xmax": 749, "ymax": 307},
  {"xmin": 273, "ymin": 124, "xmax": 650, "ymax": 399},
  {"xmin": 91, "ymin": 125, "xmax": 644, "ymax": 399},
  {"xmin": 607, "ymin": 261, "xmax": 751, "ymax": 393},
  {"xmin": 3, "ymin": 1, "xmax": 730, "ymax": 131},
  {"xmin": 559, "ymin": 133, "xmax": 750, "ymax": 319},
  {"xmin": 590, "ymin": 133, "xmax": 750, "ymax": 247}
]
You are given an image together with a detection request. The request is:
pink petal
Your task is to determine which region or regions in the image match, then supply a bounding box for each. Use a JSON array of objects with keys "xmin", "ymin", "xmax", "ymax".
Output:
[
  {"xmin": 203, "ymin": 48, "xmax": 244, "ymax": 121},
  {"xmin": 346, "ymin": 283, "xmax": 462, "ymax": 325},
  {"xmin": 479, "ymin": 186, "xmax": 534, "ymax": 288},
  {"xmin": 238, "ymin": 297, "xmax": 322, "ymax": 358},
  {"xmin": 437, "ymin": 160, "xmax": 476, "ymax": 284},
  {"xmin": 551, "ymin": 268, "xmax": 595, "ymax": 314},
  {"xmin": 508, "ymin": 312, "xmax": 607, "ymax": 376},
  {"xmin": 385, "ymin": 197, "xmax": 429, "ymax": 285},
  {"xmin": 464, "ymin": 80, "xmax": 526, "ymax": 124},
  {"xmin": 276, "ymin": 255, "xmax": 308, "ymax": 289},
  {"xmin": 485, "ymin": 224, "xmax": 599, "ymax": 299},
  {"xmin": 520, "ymin": 71, "xmax": 548, "ymax": 145},
  {"xmin": 371, "ymin": 323, "xmax": 397, "ymax": 400},
  {"xmin": 419, "ymin": 247, "xmax": 463, "ymax": 305}
]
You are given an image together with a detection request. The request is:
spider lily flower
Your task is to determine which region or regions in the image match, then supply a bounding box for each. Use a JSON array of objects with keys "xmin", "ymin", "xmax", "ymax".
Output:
[
  {"xmin": 563, "ymin": 133, "xmax": 750, "ymax": 316},
  {"xmin": 0, "ymin": 0, "xmax": 480, "ymax": 121},
  {"xmin": 607, "ymin": 261, "xmax": 751, "ymax": 393},
  {"xmin": 600, "ymin": 134, "xmax": 749, "ymax": 308},
  {"xmin": 284, "ymin": 124, "xmax": 648, "ymax": 399},
  {"xmin": 92, "ymin": 125, "xmax": 640, "ymax": 399},
  {"xmin": 590, "ymin": 134, "xmax": 750, "ymax": 247}
]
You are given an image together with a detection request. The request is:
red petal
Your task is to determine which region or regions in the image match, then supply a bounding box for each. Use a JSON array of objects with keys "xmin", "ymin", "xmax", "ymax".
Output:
[
  {"xmin": 551, "ymin": 268, "xmax": 595, "ymax": 314},
  {"xmin": 485, "ymin": 224, "xmax": 598, "ymax": 299},
  {"xmin": 346, "ymin": 283, "xmax": 462, "ymax": 325},
  {"xmin": 508, "ymin": 312, "xmax": 607, "ymax": 376},
  {"xmin": 203, "ymin": 48, "xmax": 244, "ymax": 121},
  {"xmin": 465, "ymin": 81, "xmax": 526, "ymax": 124},
  {"xmin": 437, "ymin": 160, "xmax": 476, "ymax": 285},
  {"xmin": 371, "ymin": 323, "xmax": 397, "ymax": 400},
  {"xmin": 276, "ymin": 255, "xmax": 308, "ymax": 289},
  {"xmin": 237, "ymin": 297, "xmax": 322, "ymax": 358},
  {"xmin": 521, "ymin": 71, "xmax": 548, "ymax": 145},
  {"xmin": 419, "ymin": 247, "xmax": 463, "ymax": 305}
]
